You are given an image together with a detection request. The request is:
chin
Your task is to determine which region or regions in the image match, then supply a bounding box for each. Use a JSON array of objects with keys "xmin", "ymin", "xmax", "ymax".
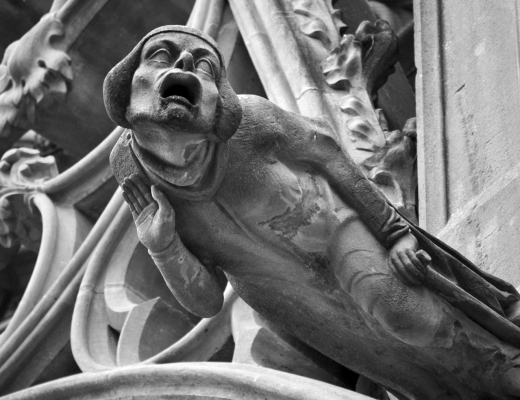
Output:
[{"xmin": 127, "ymin": 105, "xmax": 193, "ymax": 131}]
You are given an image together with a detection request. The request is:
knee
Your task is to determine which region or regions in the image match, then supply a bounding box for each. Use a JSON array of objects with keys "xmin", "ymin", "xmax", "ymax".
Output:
[
  {"xmin": 352, "ymin": 269, "xmax": 445, "ymax": 346},
  {"xmin": 330, "ymin": 217, "xmax": 445, "ymax": 346}
]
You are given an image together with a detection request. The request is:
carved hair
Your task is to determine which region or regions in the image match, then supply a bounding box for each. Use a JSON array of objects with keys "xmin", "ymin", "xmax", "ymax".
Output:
[{"xmin": 103, "ymin": 25, "xmax": 242, "ymax": 142}]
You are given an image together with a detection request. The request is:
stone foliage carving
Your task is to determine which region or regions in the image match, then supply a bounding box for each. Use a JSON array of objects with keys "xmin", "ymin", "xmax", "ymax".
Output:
[
  {"xmin": 360, "ymin": 117, "xmax": 417, "ymax": 220},
  {"xmin": 0, "ymin": 147, "xmax": 58, "ymax": 250},
  {"xmin": 0, "ymin": 14, "xmax": 72, "ymax": 136},
  {"xmin": 107, "ymin": 26, "xmax": 520, "ymax": 400},
  {"xmin": 293, "ymin": 0, "xmax": 346, "ymax": 52},
  {"xmin": 290, "ymin": 0, "xmax": 416, "ymax": 220},
  {"xmin": 0, "ymin": 147, "xmax": 58, "ymax": 188},
  {"xmin": 322, "ymin": 20, "xmax": 397, "ymax": 150}
]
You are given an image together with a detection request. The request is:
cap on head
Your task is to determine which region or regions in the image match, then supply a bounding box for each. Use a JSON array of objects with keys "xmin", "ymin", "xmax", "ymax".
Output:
[{"xmin": 103, "ymin": 25, "xmax": 242, "ymax": 142}]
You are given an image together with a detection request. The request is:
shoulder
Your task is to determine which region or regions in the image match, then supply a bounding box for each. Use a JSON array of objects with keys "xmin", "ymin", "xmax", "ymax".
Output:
[{"xmin": 235, "ymin": 95, "xmax": 334, "ymax": 143}]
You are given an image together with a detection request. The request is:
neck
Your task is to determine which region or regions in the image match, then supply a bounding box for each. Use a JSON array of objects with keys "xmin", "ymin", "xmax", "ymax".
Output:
[
  {"xmin": 134, "ymin": 128, "xmax": 209, "ymax": 167},
  {"xmin": 132, "ymin": 128, "xmax": 217, "ymax": 187}
]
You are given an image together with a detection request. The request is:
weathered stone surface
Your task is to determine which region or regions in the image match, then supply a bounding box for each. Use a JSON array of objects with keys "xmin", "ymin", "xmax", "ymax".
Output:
[
  {"xmin": 7, "ymin": 363, "xmax": 374, "ymax": 400},
  {"xmin": 0, "ymin": 0, "xmax": 196, "ymax": 160},
  {"xmin": 4, "ymin": 1, "xmax": 520, "ymax": 400},
  {"xmin": 107, "ymin": 26, "xmax": 520, "ymax": 399},
  {"xmin": 416, "ymin": 0, "xmax": 520, "ymax": 287}
]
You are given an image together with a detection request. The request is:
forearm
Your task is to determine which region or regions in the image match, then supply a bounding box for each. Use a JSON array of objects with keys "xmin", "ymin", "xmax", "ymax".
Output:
[
  {"xmin": 149, "ymin": 234, "xmax": 224, "ymax": 317},
  {"xmin": 250, "ymin": 96, "xmax": 409, "ymax": 248},
  {"xmin": 276, "ymin": 111, "xmax": 408, "ymax": 248},
  {"xmin": 324, "ymin": 154, "xmax": 409, "ymax": 248}
]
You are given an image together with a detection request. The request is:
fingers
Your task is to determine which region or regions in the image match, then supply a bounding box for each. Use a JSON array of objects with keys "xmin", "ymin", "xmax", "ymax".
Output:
[
  {"xmin": 122, "ymin": 182, "xmax": 143, "ymax": 213},
  {"xmin": 122, "ymin": 192, "xmax": 139, "ymax": 220},
  {"xmin": 151, "ymin": 186, "xmax": 175, "ymax": 226},
  {"xmin": 124, "ymin": 175, "xmax": 152, "ymax": 210},
  {"xmin": 403, "ymin": 249, "xmax": 426, "ymax": 283},
  {"xmin": 389, "ymin": 250, "xmax": 424, "ymax": 286},
  {"xmin": 151, "ymin": 186, "xmax": 172, "ymax": 211},
  {"xmin": 389, "ymin": 252, "xmax": 411, "ymax": 285},
  {"xmin": 416, "ymin": 250, "xmax": 432, "ymax": 267},
  {"xmin": 131, "ymin": 174, "xmax": 154, "ymax": 204},
  {"xmin": 121, "ymin": 174, "xmax": 154, "ymax": 215}
]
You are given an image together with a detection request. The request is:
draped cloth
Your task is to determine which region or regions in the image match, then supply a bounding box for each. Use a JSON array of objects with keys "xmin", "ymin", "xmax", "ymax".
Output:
[{"xmin": 395, "ymin": 206, "xmax": 520, "ymax": 346}]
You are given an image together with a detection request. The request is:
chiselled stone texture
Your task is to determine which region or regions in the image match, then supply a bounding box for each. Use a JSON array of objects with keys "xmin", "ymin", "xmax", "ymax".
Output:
[
  {"xmin": 416, "ymin": 0, "xmax": 520, "ymax": 287},
  {"xmin": 108, "ymin": 25, "xmax": 520, "ymax": 400}
]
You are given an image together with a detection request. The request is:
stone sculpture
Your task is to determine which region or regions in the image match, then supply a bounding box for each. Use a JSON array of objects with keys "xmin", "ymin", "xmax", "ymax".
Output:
[{"xmin": 107, "ymin": 25, "xmax": 520, "ymax": 399}]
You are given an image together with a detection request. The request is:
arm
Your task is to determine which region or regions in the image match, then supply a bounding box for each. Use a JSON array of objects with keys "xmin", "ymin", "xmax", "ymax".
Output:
[
  {"xmin": 122, "ymin": 174, "xmax": 223, "ymax": 317},
  {"xmin": 256, "ymin": 99, "xmax": 430, "ymax": 284},
  {"xmin": 260, "ymin": 101, "xmax": 407, "ymax": 249}
]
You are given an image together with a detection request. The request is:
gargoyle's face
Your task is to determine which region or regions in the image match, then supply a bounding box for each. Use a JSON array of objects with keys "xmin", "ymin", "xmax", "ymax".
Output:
[{"xmin": 127, "ymin": 33, "xmax": 220, "ymax": 136}]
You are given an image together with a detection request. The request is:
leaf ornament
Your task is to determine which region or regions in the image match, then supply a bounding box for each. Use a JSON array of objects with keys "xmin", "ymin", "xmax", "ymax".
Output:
[
  {"xmin": 361, "ymin": 117, "xmax": 418, "ymax": 221},
  {"xmin": 322, "ymin": 20, "xmax": 400, "ymax": 152},
  {"xmin": 0, "ymin": 13, "xmax": 72, "ymax": 137},
  {"xmin": 292, "ymin": 0, "xmax": 345, "ymax": 51}
]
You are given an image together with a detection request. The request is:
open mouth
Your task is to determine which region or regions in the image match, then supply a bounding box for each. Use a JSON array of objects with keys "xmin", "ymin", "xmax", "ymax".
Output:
[{"xmin": 159, "ymin": 72, "xmax": 201, "ymax": 108}]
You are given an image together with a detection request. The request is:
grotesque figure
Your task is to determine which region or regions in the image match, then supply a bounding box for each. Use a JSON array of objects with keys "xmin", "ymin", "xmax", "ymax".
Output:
[{"xmin": 106, "ymin": 26, "xmax": 520, "ymax": 399}]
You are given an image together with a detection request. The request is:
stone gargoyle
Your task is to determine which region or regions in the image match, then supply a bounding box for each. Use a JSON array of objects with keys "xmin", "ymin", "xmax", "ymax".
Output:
[{"xmin": 106, "ymin": 25, "xmax": 520, "ymax": 400}]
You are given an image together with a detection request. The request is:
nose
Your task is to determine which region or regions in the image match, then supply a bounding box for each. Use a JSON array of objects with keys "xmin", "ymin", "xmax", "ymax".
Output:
[{"xmin": 173, "ymin": 51, "xmax": 195, "ymax": 71}]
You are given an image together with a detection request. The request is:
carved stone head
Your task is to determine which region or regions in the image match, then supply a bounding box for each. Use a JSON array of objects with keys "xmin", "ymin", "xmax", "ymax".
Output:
[{"xmin": 103, "ymin": 26, "xmax": 242, "ymax": 143}]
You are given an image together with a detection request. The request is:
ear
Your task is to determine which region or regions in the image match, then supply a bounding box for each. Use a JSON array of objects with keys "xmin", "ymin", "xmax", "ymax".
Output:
[{"xmin": 210, "ymin": 78, "xmax": 242, "ymax": 142}]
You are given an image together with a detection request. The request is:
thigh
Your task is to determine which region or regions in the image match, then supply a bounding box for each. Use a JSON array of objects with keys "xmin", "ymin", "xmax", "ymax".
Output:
[{"xmin": 328, "ymin": 216, "xmax": 445, "ymax": 346}]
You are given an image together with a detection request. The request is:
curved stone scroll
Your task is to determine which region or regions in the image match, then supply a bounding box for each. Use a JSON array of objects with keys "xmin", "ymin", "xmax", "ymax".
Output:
[
  {"xmin": 70, "ymin": 205, "xmax": 235, "ymax": 372},
  {"xmin": 0, "ymin": 190, "xmax": 123, "ymax": 395},
  {"xmin": 0, "ymin": 148, "xmax": 91, "ymax": 345},
  {"xmin": 7, "ymin": 363, "xmax": 373, "ymax": 400},
  {"xmin": 0, "ymin": 132, "xmax": 126, "ymax": 393}
]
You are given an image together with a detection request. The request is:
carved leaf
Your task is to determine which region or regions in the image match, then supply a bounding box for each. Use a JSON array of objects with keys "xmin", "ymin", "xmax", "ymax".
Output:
[
  {"xmin": 361, "ymin": 118, "xmax": 418, "ymax": 222},
  {"xmin": 292, "ymin": 0, "xmax": 346, "ymax": 51},
  {"xmin": 0, "ymin": 192, "xmax": 43, "ymax": 251},
  {"xmin": 0, "ymin": 65, "xmax": 10, "ymax": 94},
  {"xmin": 0, "ymin": 147, "xmax": 58, "ymax": 188},
  {"xmin": 0, "ymin": 13, "xmax": 72, "ymax": 137},
  {"xmin": 322, "ymin": 35, "xmax": 362, "ymax": 90},
  {"xmin": 354, "ymin": 20, "xmax": 399, "ymax": 95}
]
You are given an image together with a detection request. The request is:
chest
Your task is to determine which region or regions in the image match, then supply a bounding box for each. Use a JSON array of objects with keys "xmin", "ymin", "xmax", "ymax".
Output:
[{"xmin": 217, "ymin": 153, "xmax": 356, "ymax": 255}]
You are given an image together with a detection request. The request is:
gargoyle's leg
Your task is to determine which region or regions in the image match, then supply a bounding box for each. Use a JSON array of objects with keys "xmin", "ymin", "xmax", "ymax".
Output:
[
  {"xmin": 501, "ymin": 365, "xmax": 520, "ymax": 397},
  {"xmin": 328, "ymin": 216, "xmax": 446, "ymax": 347}
]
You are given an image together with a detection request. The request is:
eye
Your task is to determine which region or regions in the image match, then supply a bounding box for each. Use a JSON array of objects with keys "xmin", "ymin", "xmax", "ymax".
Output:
[
  {"xmin": 148, "ymin": 49, "xmax": 171, "ymax": 64},
  {"xmin": 196, "ymin": 59, "xmax": 214, "ymax": 78}
]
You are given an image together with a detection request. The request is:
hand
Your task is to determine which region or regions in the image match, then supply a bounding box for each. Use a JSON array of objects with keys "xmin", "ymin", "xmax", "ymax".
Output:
[
  {"xmin": 388, "ymin": 232, "xmax": 431, "ymax": 286},
  {"xmin": 121, "ymin": 174, "xmax": 175, "ymax": 253}
]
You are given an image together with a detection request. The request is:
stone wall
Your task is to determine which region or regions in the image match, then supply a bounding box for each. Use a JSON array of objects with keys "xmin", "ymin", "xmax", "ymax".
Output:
[{"xmin": 416, "ymin": 0, "xmax": 520, "ymax": 285}]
